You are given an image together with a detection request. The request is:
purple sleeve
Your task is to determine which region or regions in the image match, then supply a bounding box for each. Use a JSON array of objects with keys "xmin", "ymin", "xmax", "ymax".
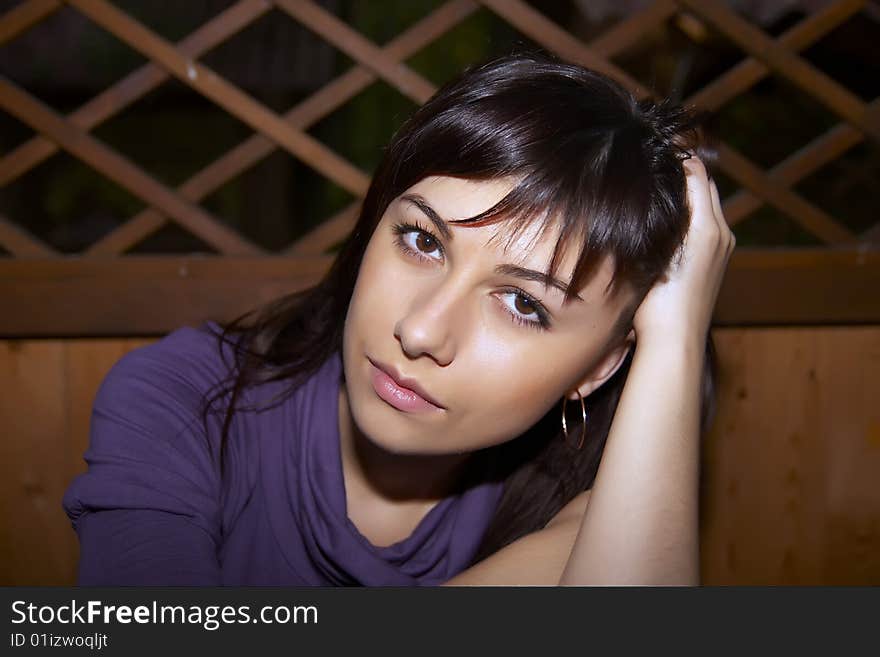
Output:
[
  {"xmin": 63, "ymin": 324, "xmax": 231, "ymax": 586},
  {"xmin": 74, "ymin": 510, "xmax": 220, "ymax": 585}
]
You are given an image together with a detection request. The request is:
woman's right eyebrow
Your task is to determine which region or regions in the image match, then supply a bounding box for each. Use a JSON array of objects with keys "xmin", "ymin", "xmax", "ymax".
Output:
[{"xmin": 400, "ymin": 195, "xmax": 453, "ymax": 242}]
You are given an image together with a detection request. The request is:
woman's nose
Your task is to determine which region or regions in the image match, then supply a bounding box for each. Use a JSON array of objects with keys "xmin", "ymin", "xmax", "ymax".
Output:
[{"xmin": 393, "ymin": 285, "xmax": 460, "ymax": 367}]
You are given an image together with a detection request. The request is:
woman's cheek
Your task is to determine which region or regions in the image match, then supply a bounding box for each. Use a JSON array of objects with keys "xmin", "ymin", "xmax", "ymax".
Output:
[
  {"xmin": 355, "ymin": 246, "xmax": 404, "ymax": 316},
  {"xmin": 469, "ymin": 298, "xmax": 543, "ymax": 371},
  {"xmin": 467, "ymin": 332, "xmax": 538, "ymax": 401}
]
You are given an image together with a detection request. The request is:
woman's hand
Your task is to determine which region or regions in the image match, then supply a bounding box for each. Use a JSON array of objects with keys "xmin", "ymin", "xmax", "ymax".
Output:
[{"xmin": 632, "ymin": 156, "xmax": 736, "ymax": 346}]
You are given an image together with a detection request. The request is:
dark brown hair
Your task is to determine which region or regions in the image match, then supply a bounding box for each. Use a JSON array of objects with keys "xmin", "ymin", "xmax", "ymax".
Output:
[{"xmin": 202, "ymin": 52, "xmax": 718, "ymax": 564}]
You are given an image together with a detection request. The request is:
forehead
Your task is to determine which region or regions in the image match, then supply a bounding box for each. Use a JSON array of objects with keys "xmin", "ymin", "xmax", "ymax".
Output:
[
  {"xmin": 406, "ymin": 175, "xmax": 515, "ymax": 218},
  {"xmin": 400, "ymin": 176, "xmax": 620, "ymax": 299}
]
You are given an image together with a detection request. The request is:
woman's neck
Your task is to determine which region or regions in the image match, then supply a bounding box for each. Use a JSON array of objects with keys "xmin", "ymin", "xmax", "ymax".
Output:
[{"xmin": 337, "ymin": 385, "xmax": 473, "ymax": 505}]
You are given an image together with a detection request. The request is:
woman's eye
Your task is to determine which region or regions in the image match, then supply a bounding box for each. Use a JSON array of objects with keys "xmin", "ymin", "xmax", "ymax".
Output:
[
  {"xmin": 498, "ymin": 291, "xmax": 548, "ymax": 329},
  {"xmin": 394, "ymin": 223, "xmax": 444, "ymax": 261}
]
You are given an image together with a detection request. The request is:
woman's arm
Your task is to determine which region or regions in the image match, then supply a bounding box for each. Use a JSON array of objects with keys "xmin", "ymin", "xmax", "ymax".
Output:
[
  {"xmin": 63, "ymin": 325, "xmax": 227, "ymax": 586},
  {"xmin": 558, "ymin": 335, "xmax": 704, "ymax": 585},
  {"xmin": 441, "ymin": 490, "xmax": 591, "ymax": 585},
  {"xmin": 75, "ymin": 509, "xmax": 221, "ymax": 585},
  {"xmin": 559, "ymin": 157, "xmax": 733, "ymax": 585}
]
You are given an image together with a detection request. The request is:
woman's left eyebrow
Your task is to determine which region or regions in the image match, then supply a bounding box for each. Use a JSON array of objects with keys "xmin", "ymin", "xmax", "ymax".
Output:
[
  {"xmin": 401, "ymin": 193, "xmax": 582, "ymax": 301},
  {"xmin": 495, "ymin": 264, "xmax": 583, "ymax": 300}
]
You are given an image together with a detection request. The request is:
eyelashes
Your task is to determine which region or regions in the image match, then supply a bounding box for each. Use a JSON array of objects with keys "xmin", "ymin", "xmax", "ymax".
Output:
[{"xmin": 390, "ymin": 221, "xmax": 552, "ymax": 331}]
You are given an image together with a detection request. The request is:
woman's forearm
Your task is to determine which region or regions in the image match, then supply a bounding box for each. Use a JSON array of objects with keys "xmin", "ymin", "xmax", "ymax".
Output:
[{"xmin": 559, "ymin": 333, "xmax": 705, "ymax": 585}]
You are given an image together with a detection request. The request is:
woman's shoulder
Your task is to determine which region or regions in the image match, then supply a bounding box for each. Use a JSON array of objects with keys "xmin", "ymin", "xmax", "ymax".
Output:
[
  {"xmin": 103, "ymin": 320, "xmax": 235, "ymax": 401},
  {"xmin": 64, "ymin": 322, "xmax": 239, "ymax": 535},
  {"xmin": 87, "ymin": 320, "xmax": 241, "ymax": 464}
]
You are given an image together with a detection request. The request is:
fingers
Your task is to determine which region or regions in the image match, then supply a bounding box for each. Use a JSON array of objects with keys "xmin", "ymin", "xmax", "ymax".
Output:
[
  {"xmin": 683, "ymin": 156, "xmax": 736, "ymax": 255},
  {"xmin": 682, "ymin": 157, "xmax": 715, "ymax": 234},
  {"xmin": 708, "ymin": 178, "xmax": 736, "ymax": 254},
  {"xmin": 708, "ymin": 177, "xmax": 723, "ymax": 224}
]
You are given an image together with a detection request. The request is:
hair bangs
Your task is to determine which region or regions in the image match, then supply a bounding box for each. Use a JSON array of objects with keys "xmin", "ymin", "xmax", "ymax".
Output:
[{"xmin": 440, "ymin": 132, "xmax": 664, "ymax": 306}]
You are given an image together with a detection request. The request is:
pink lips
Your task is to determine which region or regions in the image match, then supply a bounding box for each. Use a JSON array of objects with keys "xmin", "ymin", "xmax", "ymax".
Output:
[{"xmin": 369, "ymin": 359, "xmax": 444, "ymax": 414}]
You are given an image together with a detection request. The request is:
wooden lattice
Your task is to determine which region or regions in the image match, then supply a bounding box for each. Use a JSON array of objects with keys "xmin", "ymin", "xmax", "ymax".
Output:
[{"xmin": 1, "ymin": 0, "xmax": 878, "ymax": 335}]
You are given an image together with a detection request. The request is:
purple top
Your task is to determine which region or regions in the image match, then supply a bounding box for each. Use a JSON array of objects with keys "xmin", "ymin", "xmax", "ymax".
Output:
[{"xmin": 63, "ymin": 322, "xmax": 503, "ymax": 586}]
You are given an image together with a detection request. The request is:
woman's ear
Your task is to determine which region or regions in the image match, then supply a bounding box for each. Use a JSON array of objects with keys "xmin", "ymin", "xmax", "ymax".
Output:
[{"xmin": 566, "ymin": 329, "xmax": 635, "ymax": 400}]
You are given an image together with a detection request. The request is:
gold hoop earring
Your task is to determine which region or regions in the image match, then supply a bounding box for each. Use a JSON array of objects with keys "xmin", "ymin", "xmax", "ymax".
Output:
[{"xmin": 561, "ymin": 394, "xmax": 587, "ymax": 451}]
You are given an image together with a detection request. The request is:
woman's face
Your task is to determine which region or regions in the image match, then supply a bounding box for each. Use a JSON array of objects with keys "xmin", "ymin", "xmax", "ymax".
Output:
[{"xmin": 342, "ymin": 175, "xmax": 636, "ymax": 455}]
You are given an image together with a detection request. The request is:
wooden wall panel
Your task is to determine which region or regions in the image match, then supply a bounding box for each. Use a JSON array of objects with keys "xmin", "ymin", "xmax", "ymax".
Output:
[
  {"xmin": 0, "ymin": 336, "xmax": 154, "ymax": 585},
  {"xmin": 701, "ymin": 327, "xmax": 880, "ymax": 584},
  {"xmin": 1, "ymin": 327, "xmax": 878, "ymax": 585},
  {"xmin": 0, "ymin": 339, "xmax": 68, "ymax": 585}
]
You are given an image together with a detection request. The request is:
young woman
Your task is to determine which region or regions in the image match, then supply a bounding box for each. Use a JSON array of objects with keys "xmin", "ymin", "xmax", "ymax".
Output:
[{"xmin": 63, "ymin": 53, "xmax": 735, "ymax": 586}]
